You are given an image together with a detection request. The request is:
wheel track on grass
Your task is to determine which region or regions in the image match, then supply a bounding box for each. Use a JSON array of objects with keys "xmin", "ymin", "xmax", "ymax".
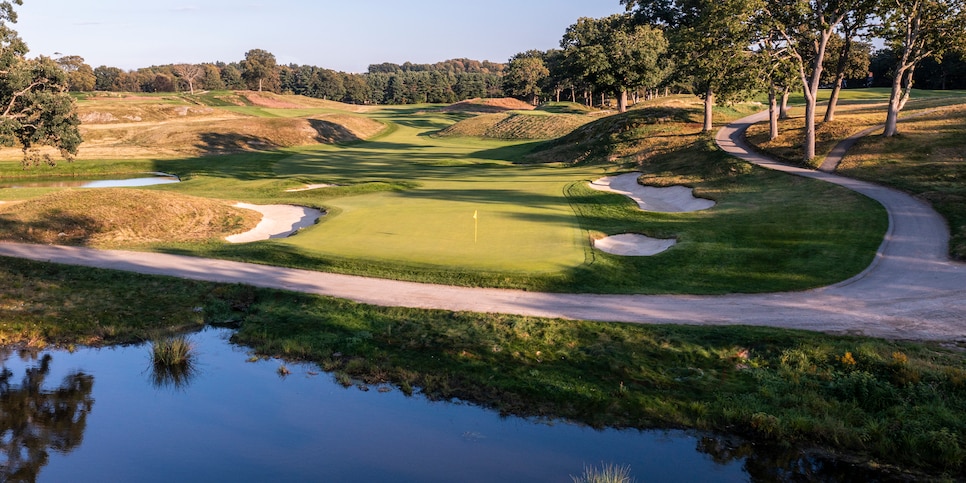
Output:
[{"xmin": 2, "ymin": 111, "xmax": 965, "ymax": 341}]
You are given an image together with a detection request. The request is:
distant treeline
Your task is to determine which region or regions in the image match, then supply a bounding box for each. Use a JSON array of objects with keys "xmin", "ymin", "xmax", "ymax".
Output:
[{"xmin": 68, "ymin": 57, "xmax": 506, "ymax": 105}]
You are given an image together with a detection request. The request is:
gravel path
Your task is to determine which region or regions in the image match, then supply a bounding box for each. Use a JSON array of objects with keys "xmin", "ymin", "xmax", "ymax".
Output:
[{"xmin": 2, "ymin": 112, "xmax": 964, "ymax": 341}]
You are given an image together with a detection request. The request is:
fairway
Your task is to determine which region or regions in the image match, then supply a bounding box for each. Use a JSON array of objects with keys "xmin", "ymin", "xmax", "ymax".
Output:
[{"xmin": 273, "ymin": 111, "xmax": 602, "ymax": 271}]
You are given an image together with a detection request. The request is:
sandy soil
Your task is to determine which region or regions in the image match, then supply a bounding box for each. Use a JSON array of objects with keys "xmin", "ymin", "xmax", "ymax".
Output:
[
  {"xmin": 594, "ymin": 234, "xmax": 677, "ymax": 256},
  {"xmin": 226, "ymin": 203, "xmax": 323, "ymax": 243}
]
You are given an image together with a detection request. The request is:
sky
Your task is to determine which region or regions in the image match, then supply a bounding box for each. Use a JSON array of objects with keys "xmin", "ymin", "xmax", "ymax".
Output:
[{"xmin": 14, "ymin": 1, "xmax": 628, "ymax": 73}]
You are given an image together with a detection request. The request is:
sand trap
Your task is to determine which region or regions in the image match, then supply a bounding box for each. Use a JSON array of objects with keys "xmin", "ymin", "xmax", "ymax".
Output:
[
  {"xmin": 587, "ymin": 172, "xmax": 711, "ymax": 256},
  {"xmin": 588, "ymin": 172, "xmax": 715, "ymax": 212},
  {"xmin": 284, "ymin": 183, "xmax": 337, "ymax": 192},
  {"xmin": 594, "ymin": 234, "xmax": 676, "ymax": 256},
  {"xmin": 227, "ymin": 203, "xmax": 323, "ymax": 243}
]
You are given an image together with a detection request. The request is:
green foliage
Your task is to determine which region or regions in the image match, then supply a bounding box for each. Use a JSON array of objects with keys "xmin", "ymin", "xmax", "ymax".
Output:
[
  {"xmin": 561, "ymin": 14, "xmax": 669, "ymax": 111},
  {"xmin": 0, "ymin": 2, "xmax": 82, "ymax": 166}
]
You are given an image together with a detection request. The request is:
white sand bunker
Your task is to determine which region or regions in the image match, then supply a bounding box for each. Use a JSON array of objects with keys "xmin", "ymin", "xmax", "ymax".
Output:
[
  {"xmin": 227, "ymin": 203, "xmax": 323, "ymax": 243},
  {"xmin": 285, "ymin": 183, "xmax": 337, "ymax": 192},
  {"xmin": 588, "ymin": 172, "xmax": 715, "ymax": 212},
  {"xmin": 588, "ymin": 172, "xmax": 712, "ymax": 256},
  {"xmin": 594, "ymin": 234, "xmax": 677, "ymax": 256}
]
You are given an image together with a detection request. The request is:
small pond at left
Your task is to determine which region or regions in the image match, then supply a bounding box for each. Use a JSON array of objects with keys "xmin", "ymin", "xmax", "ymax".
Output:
[
  {"xmin": 0, "ymin": 327, "xmax": 750, "ymax": 482},
  {"xmin": 0, "ymin": 173, "xmax": 179, "ymax": 189}
]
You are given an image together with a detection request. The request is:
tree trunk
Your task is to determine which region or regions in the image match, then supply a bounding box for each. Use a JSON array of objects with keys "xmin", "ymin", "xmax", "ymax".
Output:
[
  {"xmin": 824, "ymin": 77, "xmax": 843, "ymax": 122},
  {"xmin": 768, "ymin": 82, "xmax": 779, "ymax": 141},
  {"xmin": 779, "ymin": 87, "xmax": 791, "ymax": 119},
  {"xmin": 884, "ymin": 66, "xmax": 917, "ymax": 137},
  {"xmin": 258, "ymin": 78, "xmax": 263, "ymax": 92},
  {"xmin": 884, "ymin": 72, "xmax": 904, "ymax": 137},
  {"xmin": 824, "ymin": 33, "xmax": 854, "ymax": 123},
  {"xmin": 570, "ymin": 87, "xmax": 576, "ymax": 103},
  {"xmin": 618, "ymin": 90, "xmax": 628, "ymax": 113},
  {"xmin": 702, "ymin": 86, "xmax": 714, "ymax": 133}
]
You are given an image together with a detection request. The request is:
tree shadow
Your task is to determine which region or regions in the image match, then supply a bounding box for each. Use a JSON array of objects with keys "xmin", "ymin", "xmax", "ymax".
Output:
[
  {"xmin": 195, "ymin": 132, "xmax": 279, "ymax": 156},
  {"xmin": 0, "ymin": 212, "xmax": 102, "ymax": 246},
  {"xmin": 307, "ymin": 119, "xmax": 362, "ymax": 144}
]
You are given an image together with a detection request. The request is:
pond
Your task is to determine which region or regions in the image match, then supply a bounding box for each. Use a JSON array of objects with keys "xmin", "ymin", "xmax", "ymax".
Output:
[
  {"xmin": 0, "ymin": 173, "xmax": 180, "ymax": 189},
  {"xmin": 0, "ymin": 328, "xmax": 899, "ymax": 482}
]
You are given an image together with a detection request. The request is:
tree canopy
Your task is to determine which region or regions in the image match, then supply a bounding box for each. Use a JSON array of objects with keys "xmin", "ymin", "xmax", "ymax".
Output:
[{"xmin": 0, "ymin": 0, "xmax": 81, "ymax": 166}]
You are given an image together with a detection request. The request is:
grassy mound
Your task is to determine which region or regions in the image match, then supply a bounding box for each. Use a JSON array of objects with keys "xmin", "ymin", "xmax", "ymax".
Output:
[
  {"xmin": 441, "ymin": 97, "xmax": 535, "ymax": 113},
  {"xmin": 436, "ymin": 112, "xmax": 591, "ymax": 139},
  {"xmin": 536, "ymin": 102, "xmax": 595, "ymax": 114},
  {"xmin": 0, "ymin": 189, "xmax": 259, "ymax": 247}
]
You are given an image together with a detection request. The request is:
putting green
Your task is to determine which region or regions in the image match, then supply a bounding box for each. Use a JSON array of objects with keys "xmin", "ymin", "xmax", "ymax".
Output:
[{"xmin": 274, "ymin": 111, "xmax": 604, "ymax": 272}]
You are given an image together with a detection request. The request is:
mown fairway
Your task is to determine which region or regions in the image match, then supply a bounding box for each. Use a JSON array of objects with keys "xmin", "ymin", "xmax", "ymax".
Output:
[{"xmin": 272, "ymin": 109, "xmax": 602, "ymax": 272}]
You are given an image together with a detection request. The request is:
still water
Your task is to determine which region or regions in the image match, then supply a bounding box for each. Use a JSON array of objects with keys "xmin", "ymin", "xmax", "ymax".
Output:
[
  {"xmin": 0, "ymin": 328, "xmax": 895, "ymax": 482},
  {"xmin": 0, "ymin": 173, "xmax": 179, "ymax": 189}
]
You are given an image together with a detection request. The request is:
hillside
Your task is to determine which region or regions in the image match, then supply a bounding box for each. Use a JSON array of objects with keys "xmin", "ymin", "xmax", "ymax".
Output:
[
  {"xmin": 0, "ymin": 189, "xmax": 259, "ymax": 247},
  {"xmin": 0, "ymin": 92, "xmax": 385, "ymax": 160},
  {"xmin": 437, "ymin": 112, "xmax": 591, "ymax": 140}
]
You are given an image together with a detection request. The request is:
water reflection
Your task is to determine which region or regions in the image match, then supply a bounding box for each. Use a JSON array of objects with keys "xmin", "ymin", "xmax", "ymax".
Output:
[
  {"xmin": 0, "ymin": 351, "xmax": 94, "ymax": 482},
  {"xmin": 0, "ymin": 173, "xmax": 179, "ymax": 189},
  {"xmin": 0, "ymin": 331, "xmax": 918, "ymax": 481}
]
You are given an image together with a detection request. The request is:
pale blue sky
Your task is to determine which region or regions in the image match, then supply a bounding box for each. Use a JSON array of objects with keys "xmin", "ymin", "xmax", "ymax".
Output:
[{"xmin": 14, "ymin": 1, "xmax": 627, "ymax": 72}]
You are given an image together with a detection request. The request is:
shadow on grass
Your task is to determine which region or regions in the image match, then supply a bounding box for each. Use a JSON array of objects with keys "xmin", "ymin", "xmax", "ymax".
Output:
[{"xmin": 0, "ymin": 212, "xmax": 101, "ymax": 246}]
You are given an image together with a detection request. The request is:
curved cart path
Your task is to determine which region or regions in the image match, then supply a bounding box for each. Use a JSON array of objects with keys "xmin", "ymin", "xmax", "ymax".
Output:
[{"xmin": 2, "ymin": 112, "xmax": 964, "ymax": 341}]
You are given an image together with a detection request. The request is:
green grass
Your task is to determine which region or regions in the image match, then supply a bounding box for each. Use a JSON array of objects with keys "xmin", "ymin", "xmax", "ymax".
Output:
[{"xmin": 0, "ymin": 101, "xmax": 887, "ymax": 293}]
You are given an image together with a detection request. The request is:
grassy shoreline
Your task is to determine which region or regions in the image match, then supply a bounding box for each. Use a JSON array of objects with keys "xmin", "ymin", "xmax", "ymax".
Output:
[{"xmin": 0, "ymin": 255, "xmax": 963, "ymax": 477}]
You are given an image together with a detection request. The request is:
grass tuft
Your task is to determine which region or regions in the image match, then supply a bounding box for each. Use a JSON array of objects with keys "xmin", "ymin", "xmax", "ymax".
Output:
[{"xmin": 571, "ymin": 463, "xmax": 635, "ymax": 483}]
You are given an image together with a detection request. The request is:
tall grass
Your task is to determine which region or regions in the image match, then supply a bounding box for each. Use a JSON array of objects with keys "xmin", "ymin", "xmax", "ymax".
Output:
[
  {"xmin": 571, "ymin": 463, "xmax": 635, "ymax": 483},
  {"xmin": 150, "ymin": 336, "xmax": 197, "ymax": 389}
]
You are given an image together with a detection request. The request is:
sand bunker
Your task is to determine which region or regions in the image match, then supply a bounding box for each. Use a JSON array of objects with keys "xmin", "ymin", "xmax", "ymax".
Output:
[
  {"xmin": 588, "ymin": 172, "xmax": 715, "ymax": 212},
  {"xmin": 227, "ymin": 203, "xmax": 322, "ymax": 243},
  {"xmin": 588, "ymin": 172, "xmax": 713, "ymax": 256},
  {"xmin": 594, "ymin": 234, "xmax": 677, "ymax": 256},
  {"xmin": 284, "ymin": 183, "xmax": 337, "ymax": 192}
]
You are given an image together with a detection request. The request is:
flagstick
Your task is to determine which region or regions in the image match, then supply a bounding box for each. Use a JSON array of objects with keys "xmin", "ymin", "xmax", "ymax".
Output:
[{"xmin": 473, "ymin": 210, "xmax": 478, "ymax": 243}]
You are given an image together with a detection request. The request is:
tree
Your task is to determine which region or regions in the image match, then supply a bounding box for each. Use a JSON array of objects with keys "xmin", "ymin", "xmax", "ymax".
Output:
[
  {"xmin": 877, "ymin": 0, "xmax": 966, "ymax": 136},
  {"xmin": 93, "ymin": 65, "xmax": 122, "ymax": 91},
  {"xmin": 760, "ymin": 0, "xmax": 873, "ymax": 162},
  {"xmin": 0, "ymin": 1, "xmax": 81, "ymax": 166},
  {"xmin": 624, "ymin": 0, "xmax": 762, "ymax": 131},
  {"xmin": 172, "ymin": 63, "xmax": 204, "ymax": 94},
  {"xmin": 220, "ymin": 64, "xmax": 244, "ymax": 89},
  {"xmin": 54, "ymin": 54, "xmax": 95, "ymax": 92},
  {"xmin": 240, "ymin": 48, "xmax": 278, "ymax": 92},
  {"xmin": 822, "ymin": 16, "xmax": 874, "ymax": 121},
  {"xmin": 201, "ymin": 63, "xmax": 225, "ymax": 90},
  {"xmin": 561, "ymin": 14, "xmax": 668, "ymax": 113},
  {"xmin": 503, "ymin": 52, "xmax": 550, "ymax": 105}
]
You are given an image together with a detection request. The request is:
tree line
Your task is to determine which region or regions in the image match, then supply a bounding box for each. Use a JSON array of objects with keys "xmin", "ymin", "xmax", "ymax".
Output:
[
  {"xmin": 500, "ymin": 0, "xmax": 965, "ymax": 163},
  {"xmin": 55, "ymin": 49, "xmax": 506, "ymax": 105}
]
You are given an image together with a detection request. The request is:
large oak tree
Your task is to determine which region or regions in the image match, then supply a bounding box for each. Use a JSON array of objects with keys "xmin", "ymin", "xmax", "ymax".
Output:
[
  {"xmin": 0, "ymin": 0, "xmax": 81, "ymax": 166},
  {"xmin": 561, "ymin": 14, "xmax": 668, "ymax": 113}
]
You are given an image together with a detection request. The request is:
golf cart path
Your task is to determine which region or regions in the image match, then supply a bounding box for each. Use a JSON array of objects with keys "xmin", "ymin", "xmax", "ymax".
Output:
[{"xmin": 2, "ymin": 112, "xmax": 965, "ymax": 341}]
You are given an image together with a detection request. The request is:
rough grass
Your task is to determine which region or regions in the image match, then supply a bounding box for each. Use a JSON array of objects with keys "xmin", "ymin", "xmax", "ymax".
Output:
[
  {"xmin": 0, "ymin": 188, "xmax": 259, "ymax": 247},
  {"xmin": 836, "ymin": 103, "xmax": 966, "ymax": 260},
  {"xmin": 440, "ymin": 97, "xmax": 535, "ymax": 113},
  {"xmin": 0, "ymin": 92, "xmax": 386, "ymax": 160},
  {"xmin": 743, "ymin": 91, "xmax": 966, "ymax": 260},
  {"xmin": 436, "ymin": 111, "xmax": 592, "ymax": 139}
]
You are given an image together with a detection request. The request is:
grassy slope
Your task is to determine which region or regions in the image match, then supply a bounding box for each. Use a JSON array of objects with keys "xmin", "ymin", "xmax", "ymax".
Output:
[{"xmin": 745, "ymin": 89, "xmax": 966, "ymax": 260}]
